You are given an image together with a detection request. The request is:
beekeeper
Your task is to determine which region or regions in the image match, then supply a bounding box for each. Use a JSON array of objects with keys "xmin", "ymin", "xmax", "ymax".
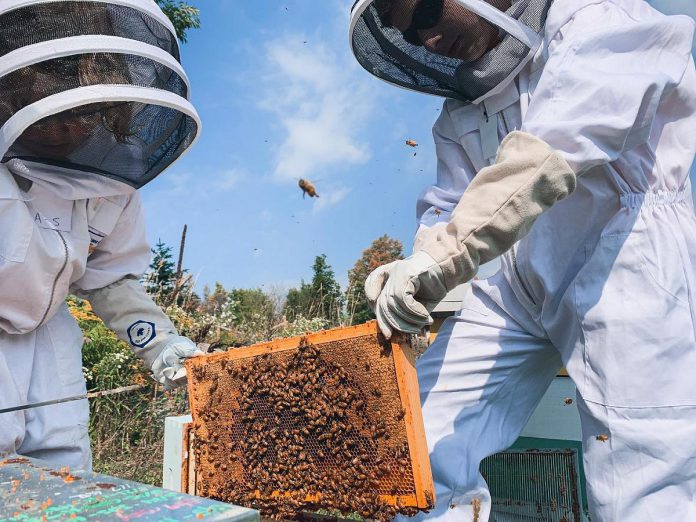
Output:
[
  {"xmin": 0, "ymin": 0, "xmax": 203, "ymax": 472},
  {"xmin": 351, "ymin": 0, "xmax": 696, "ymax": 520}
]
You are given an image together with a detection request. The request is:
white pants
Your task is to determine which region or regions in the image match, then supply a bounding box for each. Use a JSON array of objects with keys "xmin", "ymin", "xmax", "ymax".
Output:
[
  {"xmin": 398, "ymin": 271, "xmax": 696, "ymax": 522},
  {"xmin": 0, "ymin": 305, "xmax": 91, "ymax": 471}
]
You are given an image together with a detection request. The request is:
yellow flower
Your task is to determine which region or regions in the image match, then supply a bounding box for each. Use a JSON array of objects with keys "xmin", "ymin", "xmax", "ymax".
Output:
[{"xmin": 67, "ymin": 298, "xmax": 101, "ymax": 323}]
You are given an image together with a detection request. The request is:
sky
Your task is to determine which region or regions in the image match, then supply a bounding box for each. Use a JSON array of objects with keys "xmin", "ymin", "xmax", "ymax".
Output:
[{"xmin": 140, "ymin": 0, "xmax": 696, "ymax": 294}]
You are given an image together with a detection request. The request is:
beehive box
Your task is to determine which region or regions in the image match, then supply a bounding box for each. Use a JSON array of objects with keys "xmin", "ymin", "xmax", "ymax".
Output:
[{"xmin": 185, "ymin": 321, "xmax": 435, "ymax": 521}]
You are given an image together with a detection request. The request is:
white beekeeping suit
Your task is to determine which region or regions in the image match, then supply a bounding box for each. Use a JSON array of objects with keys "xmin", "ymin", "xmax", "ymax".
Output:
[
  {"xmin": 0, "ymin": 0, "xmax": 203, "ymax": 471},
  {"xmin": 351, "ymin": 0, "xmax": 696, "ymax": 520}
]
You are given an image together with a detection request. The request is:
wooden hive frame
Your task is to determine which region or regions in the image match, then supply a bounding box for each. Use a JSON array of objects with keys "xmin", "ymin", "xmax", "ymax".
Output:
[{"xmin": 184, "ymin": 321, "xmax": 435, "ymax": 515}]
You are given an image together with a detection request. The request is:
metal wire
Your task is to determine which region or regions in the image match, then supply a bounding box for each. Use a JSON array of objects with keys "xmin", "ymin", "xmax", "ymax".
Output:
[{"xmin": 480, "ymin": 449, "xmax": 582, "ymax": 521}]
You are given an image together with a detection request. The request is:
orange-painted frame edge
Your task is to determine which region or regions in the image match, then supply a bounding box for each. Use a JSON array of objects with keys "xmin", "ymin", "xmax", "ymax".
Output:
[
  {"xmin": 181, "ymin": 421, "xmax": 196, "ymax": 495},
  {"xmin": 391, "ymin": 333, "xmax": 435, "ymax": 509},
  {"xmin": 186, "ymin": 321, "xmax": 385, "ymax": 370},
  {"xmin": 185, "ymin": 321, "xmax": 435, "ymax": 508},
  {"xmin": 181, "ymin": 421, "xmax": 189, "ymax": 493}
]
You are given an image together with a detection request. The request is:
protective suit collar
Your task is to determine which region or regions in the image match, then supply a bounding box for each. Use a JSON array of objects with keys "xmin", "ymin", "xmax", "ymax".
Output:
[{"xmin": 4, "ymin": 159, "xmax": 134, "ymax": 200}]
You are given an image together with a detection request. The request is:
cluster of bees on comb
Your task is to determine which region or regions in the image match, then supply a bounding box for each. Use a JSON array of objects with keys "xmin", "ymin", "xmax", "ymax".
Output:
[{"xmin": 192, "ymin": 338, "xmax": 422, "ymax": 521}]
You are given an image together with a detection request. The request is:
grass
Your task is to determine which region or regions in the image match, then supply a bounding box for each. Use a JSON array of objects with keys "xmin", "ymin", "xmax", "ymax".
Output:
[{"xmin": 89, "ymin": 386, "xmax": 189, "ymax": 486}]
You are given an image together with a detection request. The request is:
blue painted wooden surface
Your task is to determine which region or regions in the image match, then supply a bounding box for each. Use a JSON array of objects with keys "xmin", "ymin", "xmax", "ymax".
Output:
[{"xmin": 0, "ymin": 454, "xmax": 259, "ymax": 521}]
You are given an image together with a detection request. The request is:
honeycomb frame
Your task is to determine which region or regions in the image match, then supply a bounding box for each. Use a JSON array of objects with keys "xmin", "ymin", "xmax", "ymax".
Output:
[{"xmin": 184, "ymin": 321, "xmax": 435, "ymax": 515}]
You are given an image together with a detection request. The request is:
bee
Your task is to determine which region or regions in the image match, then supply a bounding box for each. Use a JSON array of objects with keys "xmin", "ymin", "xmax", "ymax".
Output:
[
  {"xmin": 298, "ymin": 178, "xmax": 319, "ymax": 199},
  {"xmin": 564, "ymin": 397, "xmax": 573, "ymax": 405},
  {"xmin": 434, "ymin": 208, "xmax": 442, "ymax": 216},
  {"xmin": 471, "ymin": 498, "xmax": 481, "ymax": 519},
  {"xmin": 405, "ymin": 139, "xmax": 418, "ymax": 147},
  {"xmin": 596, "ymin": 433, "xmax": 609, "ymax": 442}
]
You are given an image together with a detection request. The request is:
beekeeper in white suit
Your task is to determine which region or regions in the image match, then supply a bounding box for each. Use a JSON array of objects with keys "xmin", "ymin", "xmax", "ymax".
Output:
[
  {"xmin": 351, "ymin": 0, "xmax": 696, "ymax": 519},
  {"xmin": 0, "ymin": 0, "xmax": 203, "ymax": 472}
]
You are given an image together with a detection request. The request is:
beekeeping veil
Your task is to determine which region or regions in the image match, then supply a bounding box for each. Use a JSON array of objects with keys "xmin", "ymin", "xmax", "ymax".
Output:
[
  {"xmin": 349, "ymin": 0, "xmax": 551, "ymax": 103},
  {"xmin": 0, "ymin": 0, "xmax": 200, "ymax": 189}
]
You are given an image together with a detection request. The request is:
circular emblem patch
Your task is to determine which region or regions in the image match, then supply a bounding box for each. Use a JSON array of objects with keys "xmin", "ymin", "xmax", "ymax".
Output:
[{"xmin": 127, "ymin": 320, "xmax": 156, "ymax": 348}]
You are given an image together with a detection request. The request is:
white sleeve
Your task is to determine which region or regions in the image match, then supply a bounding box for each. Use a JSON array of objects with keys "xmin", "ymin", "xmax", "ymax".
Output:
[
  {"xmin": 72, "ymin": 192, "xmax": 150, "ymax": 291},
  {"xmin": 414, "ymin": 100, "xmax": 478, "ymax": 252},
  {"xmin": 522, "ymin": 2, "xmax": 695, "ymax": 175},
  {"xmin": 72, "ymin": 192, "xmax": 180, "ymax": 368},
  {"xmin": 76, "ymin": 276, "xmax": 180, "ymax": 369},
  {"xmin": 418, "ymin": 131, "xmax": 575, "ymax": 290}
]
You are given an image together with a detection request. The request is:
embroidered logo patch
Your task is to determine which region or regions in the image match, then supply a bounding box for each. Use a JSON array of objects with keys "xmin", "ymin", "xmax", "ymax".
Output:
[
  {"xmin": 127, "ymin": 320, "xmax": 156, "ymax": 348},
  {"xmin": 88, "ymin": 226, "xmax": 106, "ymax": 255}
]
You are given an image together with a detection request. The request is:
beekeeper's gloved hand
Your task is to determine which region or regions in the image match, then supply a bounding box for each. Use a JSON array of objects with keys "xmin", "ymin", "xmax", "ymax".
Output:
[
  {"xmin": 75, "ymin": 277, "xmax": 209, "ymax": 391},
  {"xmin": 364, "ymin": 252, "xmax": 447, "ymax": 339},
  {"xmin": 151, "ymin": 336, "xmax": 205, "ymax": 391}
]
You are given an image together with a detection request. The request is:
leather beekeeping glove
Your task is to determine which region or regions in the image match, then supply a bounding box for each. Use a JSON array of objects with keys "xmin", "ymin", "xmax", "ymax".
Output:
[
  {"xmin": 418, "ymin": 131, "xmax": 576, "ymax": 291},
  {"xmin": 75, "ymin": 276, "xmax": 204, "ymax": 390},
  {"xmin": 365, "ymin": 131, "xmax": 575, "ymax": 339},
  {"xmin": 364, "ymin": 252, "xmax": 447, "ymax": 339}
]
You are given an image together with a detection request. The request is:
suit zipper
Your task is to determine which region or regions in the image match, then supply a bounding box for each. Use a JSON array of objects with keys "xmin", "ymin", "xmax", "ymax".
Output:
[
  {"xmin": 500, "ymin": 109, "xmax": 510, "ymax": 134},
  {"xmin": 510, "ymin": 245, "xmax": 536, "ymax": 305},
  {"xmin": 38, "ymin": 230, "xmax": 69, "ymax": 328}
]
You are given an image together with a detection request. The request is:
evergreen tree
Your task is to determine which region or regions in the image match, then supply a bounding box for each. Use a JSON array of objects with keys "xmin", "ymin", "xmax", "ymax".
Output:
[
  {"xmin": 310, "ymin": 255, "xmax": 344, "ymax": 324},
  {"xmin": 346, "ymin": 235, "xmax": 404, "ymax": 325},
  {"xmin": 145, "ymin": 239, "xmax": 177, "ymax": 299},
  {"xmin": 283, "ymin": 255, "xmax": 343, "ymax": 325}
]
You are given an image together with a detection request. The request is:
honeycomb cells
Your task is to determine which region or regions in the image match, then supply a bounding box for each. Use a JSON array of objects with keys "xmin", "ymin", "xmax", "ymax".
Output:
[{"xmin": 188, "ymin": 331, "xmax": 424, "ymax": 520}]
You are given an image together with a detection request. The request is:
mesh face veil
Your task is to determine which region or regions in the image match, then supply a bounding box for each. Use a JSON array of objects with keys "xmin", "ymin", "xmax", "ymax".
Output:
[
  {"xmin": 0, "ymin": 0, "xmax": 201, "ymax": 189},
  {"xmin": 349, "ymin": 0, "xmax": 551, "ymax": 103}
]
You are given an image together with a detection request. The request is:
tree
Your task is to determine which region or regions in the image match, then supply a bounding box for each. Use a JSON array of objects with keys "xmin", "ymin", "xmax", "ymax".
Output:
[
  {"xmin": 284, "ymin": 255, "xmax": 344, "ymax": 325},
  {"xmin": 310, "ymin": 255, "xmax": 344, "ymax": 324},
  {"xmin": 200, "ymin": 282, "xmax": 230, "ymax": 316},
  {"xmin": 229, "ymin": 288, "xmax": 275, "ymax": 326},
  {"xmin": 346, "ymin": 235, "xmax": 404, "ymax": 325},
  {"xmin": 284, "ymin": 283, "xmax": 313, "ymax": 323},
  {"xmin": 156, "ymin": 0, "xmax": 201, "ymax": 43},
  {"xmin": 144, "ymin": 239, "xmax": 177, "ymax": 299}
]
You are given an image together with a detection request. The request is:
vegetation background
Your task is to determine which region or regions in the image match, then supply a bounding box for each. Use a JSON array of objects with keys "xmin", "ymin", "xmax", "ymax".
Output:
[{"xmin": 76, "ymin": 230, "xmax": 403, "ymax": 485}]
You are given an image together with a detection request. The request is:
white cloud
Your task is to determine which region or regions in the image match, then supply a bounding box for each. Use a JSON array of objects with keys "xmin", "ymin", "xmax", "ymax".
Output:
[
  {"xmin": 259, "ymin": 36, "xmax": 376, "ymax": 182},
  {"xmin": 214, "ymin": 168, "xmax": 245, "ymax": 191},
  {"xmin": 156, "ymin": 168, "xmax": 245, "ymax": 196},
  {"xmin": 312, "ymin": 186, "xmax": 351, "ymax": 214},
  {"xmin": 163, "ymin": 170, "xmax": 193, "ymax": 194}
]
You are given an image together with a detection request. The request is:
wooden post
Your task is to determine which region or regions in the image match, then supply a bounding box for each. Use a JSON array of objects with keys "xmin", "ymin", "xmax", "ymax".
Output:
[
  {"xmin": 176, "ymin": 224, "xmax": 187, "ymax": 281},
  {"xmin": 169, "ymin": 224, "xmax": 188, "ymax": 306}
]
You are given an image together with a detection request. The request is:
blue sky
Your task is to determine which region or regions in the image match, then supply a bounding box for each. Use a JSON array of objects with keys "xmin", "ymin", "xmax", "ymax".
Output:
[{"xmin": 140, "ymin": 0, "xmax": 696, "ymax": 293}]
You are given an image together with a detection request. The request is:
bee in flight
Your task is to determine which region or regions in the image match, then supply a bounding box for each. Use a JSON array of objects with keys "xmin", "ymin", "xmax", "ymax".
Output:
[
  {"xmin": 405, "ymin": 139, "xmax": 418, "ymax": 147},
  {"xmin": 298, "ymin": 178, "xmax": 319, "ymax": 199}
]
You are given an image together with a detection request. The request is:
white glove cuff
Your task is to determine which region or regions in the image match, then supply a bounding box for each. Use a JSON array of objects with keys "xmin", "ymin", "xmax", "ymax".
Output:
[{"xmin": 151, "ymin": 336, "xmax": 203, "ymax": 390}]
